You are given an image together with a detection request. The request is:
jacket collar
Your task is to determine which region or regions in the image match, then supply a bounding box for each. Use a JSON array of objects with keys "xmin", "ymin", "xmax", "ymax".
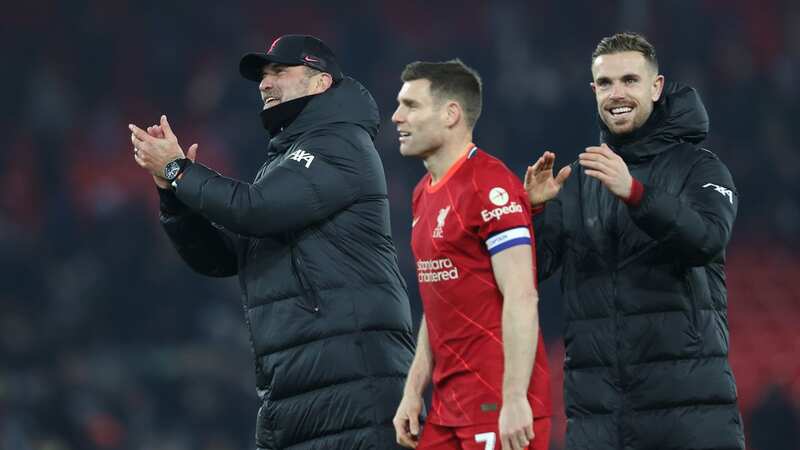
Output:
[{"xmin": 599, "ymin": 82, "xmax": 709, "ymax": 163}]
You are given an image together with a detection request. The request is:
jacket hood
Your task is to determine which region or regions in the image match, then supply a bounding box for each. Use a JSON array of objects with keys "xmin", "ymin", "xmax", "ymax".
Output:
[
  {"xmin": 268, "ymin": 77, "xmax": 380, "ymax": 151},
  {"xmin": 600, "ymin": 82, "xmax": 709, "ymax": 162}
]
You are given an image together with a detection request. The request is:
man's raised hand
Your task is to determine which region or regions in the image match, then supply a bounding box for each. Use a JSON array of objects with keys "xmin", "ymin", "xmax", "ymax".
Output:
[
  {"xmin": 524, "ymin": 151, "xmax": 572, "ymax": 207},
  {"xmin": 129, "ymin": 115, "xmax": 195, "ymax": 177},
  {"xmin": 578, "ymin": 144, "xmax": 633, "ymax": 199}
]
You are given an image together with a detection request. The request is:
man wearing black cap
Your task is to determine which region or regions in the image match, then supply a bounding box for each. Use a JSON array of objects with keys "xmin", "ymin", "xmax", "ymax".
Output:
[{"xmin": 129, "ymin": 34, "xmax": 415, "ymax": 450}]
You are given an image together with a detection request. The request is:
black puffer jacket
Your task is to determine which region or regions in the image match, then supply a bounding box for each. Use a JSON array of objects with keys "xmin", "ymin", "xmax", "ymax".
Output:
[
  {"xmin": 158, "ymin": 77, "xmax": 414, "ymax": 449},
  {"xmin": 534, "ymin": 83, "xmax": 745, "ymax": 450}
]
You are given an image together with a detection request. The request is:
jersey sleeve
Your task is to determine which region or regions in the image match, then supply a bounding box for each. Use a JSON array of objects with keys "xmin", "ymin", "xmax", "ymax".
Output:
[{"xmin": 467, "ymin": 160, "xmax": 533, "ymax": 256}]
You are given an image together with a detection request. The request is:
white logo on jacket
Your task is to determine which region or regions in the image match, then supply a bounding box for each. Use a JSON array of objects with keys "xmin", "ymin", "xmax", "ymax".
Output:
[
  {"xmin": 433, "ymin": 206, "xmax": 450, "ymax": 238},
  {"xmin": 702, "ymin": 183, "xmax": 733, "ymax": 204},
  {"xmin": 287, "ymin": 149, "xmax": 315, "ymax": 168}
]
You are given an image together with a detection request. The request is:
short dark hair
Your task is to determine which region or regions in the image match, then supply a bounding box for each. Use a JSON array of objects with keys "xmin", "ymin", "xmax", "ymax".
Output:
[
  {"xmin": 401, "ymin": 59, "xmax": 483, "ymax": 129},
  {"xmin": 592, "ymin": 32, "xmax": 659, "ymax": 72}
]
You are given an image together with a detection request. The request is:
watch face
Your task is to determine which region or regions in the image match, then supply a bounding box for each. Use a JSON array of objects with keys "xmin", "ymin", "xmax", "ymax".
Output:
[{"xmin": 164, "ymin": 161, "xmax": 180, "ymax": 180}]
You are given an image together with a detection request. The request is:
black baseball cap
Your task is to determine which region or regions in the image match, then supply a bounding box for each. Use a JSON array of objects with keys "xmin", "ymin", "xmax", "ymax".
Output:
[{"xmin": 240, "ymin": 34, "xmax": 344, "ymax": 82}]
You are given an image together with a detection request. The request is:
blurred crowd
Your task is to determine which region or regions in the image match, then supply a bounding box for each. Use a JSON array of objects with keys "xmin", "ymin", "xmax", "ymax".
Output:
[{"xmin": 2, "ymin": 1, "xmax": 798, "ymax": 449}]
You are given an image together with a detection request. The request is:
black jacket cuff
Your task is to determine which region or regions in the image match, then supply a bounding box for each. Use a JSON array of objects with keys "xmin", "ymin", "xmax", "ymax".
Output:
[{"xmin": 157, "ymin": 185, "xmax": 189, "ymax": 215}]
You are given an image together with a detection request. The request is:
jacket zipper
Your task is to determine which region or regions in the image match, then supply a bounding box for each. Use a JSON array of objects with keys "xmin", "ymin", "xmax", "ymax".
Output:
[
  {"xmin": 684, "ymin": 272, "xmax": 699, "ymax": 330},
  {"xmin": 612, "ymin": 268, "xmax": 626, "ymax": 450},
  {"xmin": 256, "ymin": 392, "xmax": 276, "ymax": 449},
  {"xmin": 610, "ymin": 197, "xmax": 626, "ymax": 450},
  {"xmin": 289, "ymin": 239, "xmax": 320, "ymax": 313}
]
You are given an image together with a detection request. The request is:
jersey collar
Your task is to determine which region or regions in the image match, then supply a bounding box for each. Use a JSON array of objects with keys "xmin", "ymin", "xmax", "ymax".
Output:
[{"xmin": 426, "ymin": 143, "xmax": 477, "ymax": 194}]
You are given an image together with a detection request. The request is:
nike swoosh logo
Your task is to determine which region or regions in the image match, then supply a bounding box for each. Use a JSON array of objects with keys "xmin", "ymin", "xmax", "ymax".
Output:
[
  {"xmin": 412, "ymin": 217, "xmax": 420, "ymax": 228},
  {"xmin": 303, "ymin": 55, "xmax": 321, "ymax": 63}
]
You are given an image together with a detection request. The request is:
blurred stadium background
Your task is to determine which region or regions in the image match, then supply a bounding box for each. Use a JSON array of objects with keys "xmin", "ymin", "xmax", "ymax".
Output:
[{"xmin": 2, "ymin": 0, "xmax": 799, "ymax": 449}]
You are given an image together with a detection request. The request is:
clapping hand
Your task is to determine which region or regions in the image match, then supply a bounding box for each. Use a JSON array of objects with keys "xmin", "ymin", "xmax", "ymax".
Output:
[
  {"xmin": 524, "ymin": 151, "xmax": 572, "ymax": 207},
  {"xmin": 578, "ymin": 144, "xmax": 632, "ymax": 199},
  {"xmin": 129, "ymin": 115, "xmax": 198, "ymax": 188}
]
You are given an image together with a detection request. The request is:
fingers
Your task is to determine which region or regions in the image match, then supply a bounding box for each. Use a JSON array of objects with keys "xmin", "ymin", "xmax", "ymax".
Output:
[
  {"xmin": 160, "ymin": 115, "xmax": 176, "ymax": 139},
  {"xmin": 131, "ymin": 130, "xmax": 145, "ymax": 148},
  {"xmin": 579, "ymin": 148, "xmax": 620, "ymax": 176},
  {"xmin": 530, "ymin": 151, "xmax": 554, "ymax": 172},
  {"xmin": 400, "ymin": 437, "xmax": 417, "ymax": 448},
  {"xmin": 133, "ymin": 150, "xmax": 146, "ymax": 167},
  {"xmin": 555, "ymin": 165, "xmax": 572, "ymax": 185},
  {"xmin": 578, "ymin": 158, "xmax": 612, "ymax": 174},
  {"xmin": 129, "ymin": 123, "xmax": 154, "ymax": 143},
  {"xmin": 524, "ymin": 164, "xmax": 538, "ymax": 190},
  {"xmin": 408, "ymin": 411, "xmax": 420, "ymax": 438},
  {"xmin": 526, "ymin": 162, "xmax": 542, "ymax": 188},
  {"xmin": 530, "ymin": 157, "xmax": 543, "ymax": 173},
  {"xmin": 502, "ymin": 434, "xmax": 512, "ymax": 450},
  {"xmin": 186, "ymin": 143, "xmax": 199, "ymax": 162},
  {"xmin": 501, "ymin": 430, "xmax": 529, "ymax": 450},
  {"xmin": 583, "ymin": 169, "xmax": 610, "ymax": 184},
  {"xmin": 133, "ymin": 145, "xmax": 153, "ymax": 170},
  {"xmin": 147, "ymin": 125, "xmax": 164, "ymax": 138},
  {"xmin": 525, "ymin": 423, "xmax": 535, "ymax": 441},
  {"xmin": 515, "ymin": 431, "xmax": 529, "ymax": 450},
  {"xmin": 586, "ymin": 144, "xmax": 617, "ymax": 159},
  {"xmin": 393, "ymin": 414, "xmax": 418, "ymax": 449},
  {"xmin": 579, "ymin": 151, "xmax": 611, "ymax": 163},
  {"xmin": 541, "ymin": 151, "xmax": 554, "ymax": 172},
  {"xmin": 395, "ymin": 427, "xmax": 417, "ymax": 448},
  {"xmin": 391, "ymin": 415, "xmax": 405, "ymax": 441},
  {"xmin": 501, "ymin": 431, "xmax": 511, "ymax": 450}
]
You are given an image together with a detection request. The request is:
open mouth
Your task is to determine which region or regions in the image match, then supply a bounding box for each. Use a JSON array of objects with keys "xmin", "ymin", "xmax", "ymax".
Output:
[
  {"xmin": 398, "ymin": 131, "xmax": 411, "ymax": 142},
  {"xmin": 263, "ymin": 97, "xmax": 281, "ymax": 108},
  {"xmin": 607, "ymin": 105, "xmax": 634, "ymax": 118}
]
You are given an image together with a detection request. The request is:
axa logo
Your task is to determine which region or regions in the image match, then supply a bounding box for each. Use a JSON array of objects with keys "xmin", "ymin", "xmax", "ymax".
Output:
[
  {"xmin": 702, "ymin": 183, "xmax": 733, "ymax": 204},
  {"xmin": 287, "ymin": 149, "xmax": 315, "ymax": 168},
  {"xmin": 432, "ymin": 206, "xmax": 450, "ymax": 238}
]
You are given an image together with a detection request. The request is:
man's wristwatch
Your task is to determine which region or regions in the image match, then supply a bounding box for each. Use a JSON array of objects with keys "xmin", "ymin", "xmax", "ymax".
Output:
[{"xmin": 163, "ymin": 158, "xmax": 191, "ymax": 186}]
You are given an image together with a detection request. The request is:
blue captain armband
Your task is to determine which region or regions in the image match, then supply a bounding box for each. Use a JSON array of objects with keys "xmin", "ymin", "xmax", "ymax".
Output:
[{"xmin": 485, "ymin": 227, "xmax": 531, "ymax": 256}]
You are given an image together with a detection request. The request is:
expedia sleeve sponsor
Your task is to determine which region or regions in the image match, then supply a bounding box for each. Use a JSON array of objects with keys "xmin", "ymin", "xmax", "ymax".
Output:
[
  {"xmin": 416, "ymin": 258, "xmax": 459, "ymax": 283},
  {"xmin": 480, "ymin": 202, "xmax": 524, "ymax": 222}
]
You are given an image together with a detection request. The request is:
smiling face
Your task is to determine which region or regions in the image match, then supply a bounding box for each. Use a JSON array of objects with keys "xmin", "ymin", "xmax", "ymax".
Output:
[
  {"xmin": 591, "ymin": 51, "xmax": 664, "ymax": 135},
  {"xmin": 391, "ymin": 79, "xmax": 448, "ymax": 158},
  {"xmin": 258, "ymin": 63, "xmax": 331, "ymax": 110}
]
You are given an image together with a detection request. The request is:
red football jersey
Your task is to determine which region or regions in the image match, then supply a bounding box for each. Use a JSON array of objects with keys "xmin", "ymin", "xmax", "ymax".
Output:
[{"xmin": 410, "ymin": 145, "xmax": 552, "ymax": 427}]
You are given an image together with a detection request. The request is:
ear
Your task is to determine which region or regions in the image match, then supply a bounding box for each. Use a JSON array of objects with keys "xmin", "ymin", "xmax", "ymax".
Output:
[
  {"xmin": 314, "ymin": 73, "xmax": 334, "ymax": 94},
  {"xmin": 590, "ymin": 81, "xmax": 597, "ymax": 94},
  {"xmin": 652, "ymin": 74, "xmax": 665, "ymax": 102},
  {"xmin": 444, "ymin": 101, "xmax": 462, "ymax": 128}
]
